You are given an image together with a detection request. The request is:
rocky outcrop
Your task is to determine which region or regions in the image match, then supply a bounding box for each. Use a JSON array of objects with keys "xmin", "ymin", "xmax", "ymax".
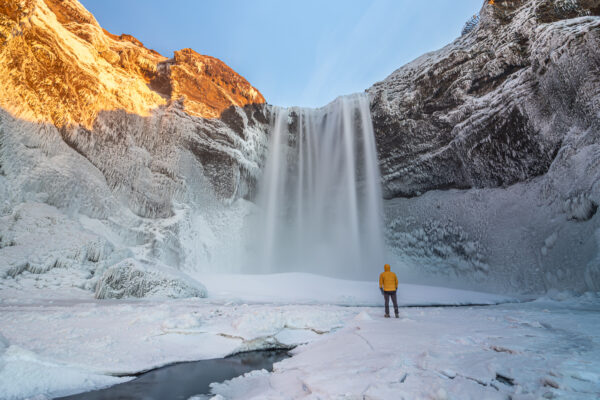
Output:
[
  {"xmin": 167, "ymin": 49, "xmax": 265, "ymax": 119},
  {"xmin": 0, "ymin": 0, "xmax": 270, "ymax": 219}
]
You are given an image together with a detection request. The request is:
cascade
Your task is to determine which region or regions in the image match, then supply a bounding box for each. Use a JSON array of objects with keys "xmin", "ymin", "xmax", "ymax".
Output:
[{"xmin": 251, "ymin": 94, "xmax": 385, "ymax": 279}]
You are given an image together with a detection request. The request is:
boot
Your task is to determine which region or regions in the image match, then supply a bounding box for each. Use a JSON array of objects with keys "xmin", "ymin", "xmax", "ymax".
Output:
[
  {"xmin": 384, "ymin": 314, "xmax": 390, "ymax": 318},
  {"xmin": 395, "ymin": 314, "xmax": 399, "ymax": 318}
]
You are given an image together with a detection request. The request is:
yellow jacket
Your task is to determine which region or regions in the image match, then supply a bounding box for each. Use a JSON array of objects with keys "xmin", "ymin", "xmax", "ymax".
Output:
[{"xmin": 379, "ymin": 264, "xmax": 398, "ymax": 291}]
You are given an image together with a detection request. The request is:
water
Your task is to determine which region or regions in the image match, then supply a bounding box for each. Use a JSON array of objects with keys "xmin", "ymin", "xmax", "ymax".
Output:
[
  {"xmin": 56, "ymin": 350, "xmax": 289, "ymax": 400},
  {"xmin": 251, "ymin": 94, "xmax": 385, "ymax": 279}
]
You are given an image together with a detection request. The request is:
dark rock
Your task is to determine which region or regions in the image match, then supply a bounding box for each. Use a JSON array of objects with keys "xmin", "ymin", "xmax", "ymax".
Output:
[{"xmin": 368, "ymin": 0, "xmax": 600, "ymax": 199}]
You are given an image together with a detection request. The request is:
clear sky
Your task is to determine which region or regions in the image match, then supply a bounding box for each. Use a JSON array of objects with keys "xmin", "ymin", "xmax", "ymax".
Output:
[{"xmin": 80, "ymin": 0, "xmax": 484, "ymax": 108}]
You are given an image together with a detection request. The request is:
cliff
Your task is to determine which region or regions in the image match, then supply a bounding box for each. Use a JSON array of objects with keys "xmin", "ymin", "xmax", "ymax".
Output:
[
  {"xmin": 0, "ymin": 0, "xmax": 265, "ymax": 127},
  {"xmin": 369, "ymin": 0, "xmax": 600, "ymax": 292},
  {"xmin": 0, "ymin": 0, "xmax": 270, "ymax": 292},
  {"xmin": 369, "ymin": 0, "xmax": 599, "ymax": 198}
]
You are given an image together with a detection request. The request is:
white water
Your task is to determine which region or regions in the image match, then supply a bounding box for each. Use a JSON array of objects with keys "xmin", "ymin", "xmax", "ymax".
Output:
[{"xmin": 250, "ymin": 94, "xmax": 385, "ymax": 279}]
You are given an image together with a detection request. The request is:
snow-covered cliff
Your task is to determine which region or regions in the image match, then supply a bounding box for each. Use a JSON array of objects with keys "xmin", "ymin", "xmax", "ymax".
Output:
[
  {"xmin": 0, "ymin": 0, "xmax": 270, "ymax": 297},
  {"xmin": 368, "ymin": 0, "xmax": 600, "ymax": 293}
]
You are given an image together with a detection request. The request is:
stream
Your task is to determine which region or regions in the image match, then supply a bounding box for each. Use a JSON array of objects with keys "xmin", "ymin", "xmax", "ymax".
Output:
[{"xmin": 56, "ymin": 349, "xmax": 290, "ymax": 400}]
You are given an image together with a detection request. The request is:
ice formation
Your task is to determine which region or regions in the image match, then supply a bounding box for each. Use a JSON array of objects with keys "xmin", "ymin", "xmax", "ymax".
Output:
[
  {"xmin": 94, "ymin": 259, "xmax": 207, "ymax": 299},
  {"xmin": 369, "ymin": 0, "xmax": 600, "ymax": 292}
]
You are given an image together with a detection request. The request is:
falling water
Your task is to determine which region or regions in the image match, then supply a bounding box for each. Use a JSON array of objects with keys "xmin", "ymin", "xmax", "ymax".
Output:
[{"xmin": 252, "ymin": 94, "xmax": 385, "ymax": 279}]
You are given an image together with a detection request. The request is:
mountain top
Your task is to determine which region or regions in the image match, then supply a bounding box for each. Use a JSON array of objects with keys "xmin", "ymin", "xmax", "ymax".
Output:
[{"xmin": 0, "ymin": 0, "xmax": 265, "ymax": 127}]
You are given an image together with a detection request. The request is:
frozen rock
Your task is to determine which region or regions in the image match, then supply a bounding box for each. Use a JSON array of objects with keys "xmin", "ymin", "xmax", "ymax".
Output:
[
  {"xmin": 94, "ymin": 258, "xmax": 207, "ymax": 299},
  {"xmin": 0, "ymin": 202, "xmax": 116, "ymax": 283},
  {"xmin": 369, "ymin": 0, "xmax": 600, "ymax": 199}
]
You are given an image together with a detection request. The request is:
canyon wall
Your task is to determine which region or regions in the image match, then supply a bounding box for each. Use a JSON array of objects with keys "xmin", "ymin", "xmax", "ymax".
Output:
[{"xmin": 369, "ymin": 0, "xmax": 600, "ymax": 292}]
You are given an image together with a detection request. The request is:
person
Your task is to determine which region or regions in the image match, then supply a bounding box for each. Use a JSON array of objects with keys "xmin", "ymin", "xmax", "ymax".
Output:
[{"xmin": 379, "ymin": 264, "xmax": 398, "ymax": 318}]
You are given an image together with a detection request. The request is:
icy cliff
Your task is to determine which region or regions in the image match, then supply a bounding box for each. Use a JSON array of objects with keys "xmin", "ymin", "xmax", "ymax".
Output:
[
  {"xmin": 368, "ymin": 0, "xmax": 600, "ymax": 292},
  {"xmin": 0, "ymin": 0, "xmax": 270, "ymax": 297}
]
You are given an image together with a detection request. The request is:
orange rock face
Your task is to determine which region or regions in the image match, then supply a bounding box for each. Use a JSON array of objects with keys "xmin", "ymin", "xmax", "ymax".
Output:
[
  {"xmin": 170, "ymin": 49, "xmax": 265, "ymax": 119},
  {"xmin": 0, "ymin": 0, "xmax": 265, "ymax": 127}
]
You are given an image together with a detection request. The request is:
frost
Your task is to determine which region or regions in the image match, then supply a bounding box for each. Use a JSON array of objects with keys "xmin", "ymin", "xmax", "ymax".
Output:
[
  {"xmin": 369, "ymin": 0, "xmax": 600, "ymax": 292},
  {"xmin": 0, "ymin": 202, "xmax": 116, "ymax": 286},
  {"xmin": 0, "ymin": 345, "xmax": 130, "ymax": 400},
  {"xmin": 584, "ymin": 229, "xmax": 600, "ymax": 291},
  {"xmin": 386, "ymin": 217, "xmax": 488, "ymax": 276},
  {"xmin": 544, "ymin": 232, "xmax": 558, "ymax": 248}
]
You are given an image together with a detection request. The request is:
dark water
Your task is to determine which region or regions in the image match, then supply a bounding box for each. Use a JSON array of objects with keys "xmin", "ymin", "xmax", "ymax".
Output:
[{"xmin": 57, "ymin": 350, "xmax": 290, "ymax": 400}]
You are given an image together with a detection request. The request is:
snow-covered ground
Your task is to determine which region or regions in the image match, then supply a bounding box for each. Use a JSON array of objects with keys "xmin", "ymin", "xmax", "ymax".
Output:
[
  {"xmin": 197, "ymin": 273, "xmax": 516, "ymax": 306},
  {"xmin": 210, "ymin": 293, "xmax": 600, "ymax": 400},
  {"xmin": 1, "ymin": 277, "xmax": 598, "ymax": 400}
]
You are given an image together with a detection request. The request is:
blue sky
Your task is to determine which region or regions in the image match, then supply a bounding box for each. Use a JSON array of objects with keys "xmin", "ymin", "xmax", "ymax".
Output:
[{"xmin": 80, "ymin": 0, "xmax": 484, "ymax": 108}]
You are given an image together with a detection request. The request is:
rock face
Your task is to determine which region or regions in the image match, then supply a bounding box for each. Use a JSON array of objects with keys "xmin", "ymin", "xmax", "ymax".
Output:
[
  {"xmin": 0, "ymin": 0, "xmax": 270, "ymax": 218},
  {"xmin": 0, "ymin": 0, "xmax": 269, "ymax": 297},
  {"xmin": 0, "ymin": 0, "xmax": 265, "ymax": 127},
  {"xmin": 167, "ymin": 49, "xmax": 265, "ymax": 119},
  {"xmin": 368, "ymin": 0, "xmax": 599, "ymax": 199},
  {"xmin": 369, "ymin": 0, "xmax": 600, "ymax": 293}
]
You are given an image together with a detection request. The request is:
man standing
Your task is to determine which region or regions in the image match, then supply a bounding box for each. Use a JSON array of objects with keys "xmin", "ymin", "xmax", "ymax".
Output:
[{"xmin": 379, "ymin": 264, "xmax": 399, "ymax": 318}]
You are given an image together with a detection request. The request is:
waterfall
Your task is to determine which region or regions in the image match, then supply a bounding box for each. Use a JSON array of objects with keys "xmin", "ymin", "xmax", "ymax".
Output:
[{"xmin": 251, "ymin": 94, "xmax": 385, "ymax": 279}]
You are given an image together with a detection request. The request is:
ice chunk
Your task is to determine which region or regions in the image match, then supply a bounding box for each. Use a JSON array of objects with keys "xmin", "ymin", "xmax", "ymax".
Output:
[{"xmin": 94, "ymin": 259, "xmax": 207, "ymax": 299}]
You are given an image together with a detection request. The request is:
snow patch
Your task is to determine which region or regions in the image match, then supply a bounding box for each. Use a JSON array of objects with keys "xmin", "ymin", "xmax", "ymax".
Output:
[{"xmin": 0, "ymin": 345, "xmax": 130, "ymax": 400}]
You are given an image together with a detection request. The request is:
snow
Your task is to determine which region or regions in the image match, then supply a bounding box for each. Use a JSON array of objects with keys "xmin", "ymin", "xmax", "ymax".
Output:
[
  {"xmin": 209, "ymin": 295, "xmax": 600, "ymax": 400},
  {"xmin": 94, "ymin": 258, "xmax": 207, "ymax": 299},
  {"xmin": 198, "ymin": 272, "xmax": 515, "ymax": 306},
  {"xmin": 1, "ymin": 273, "xmax": 599, "ymax": 399},
  {"xmin": 0, "ymin": 344, "xmax": 130, "ymax": 400},
  {"xmin": 0, "ymin": 272, "xmax": 516, "ymax": 400},
  {"xmin": 0, "ymin": 298, "xmax": 343, "ymax": 399}
]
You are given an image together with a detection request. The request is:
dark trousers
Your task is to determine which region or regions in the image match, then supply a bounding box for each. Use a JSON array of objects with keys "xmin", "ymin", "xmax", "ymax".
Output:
[{"xmin": 384, "ymin": 291, "xmax": 399, "ymax": 316}]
